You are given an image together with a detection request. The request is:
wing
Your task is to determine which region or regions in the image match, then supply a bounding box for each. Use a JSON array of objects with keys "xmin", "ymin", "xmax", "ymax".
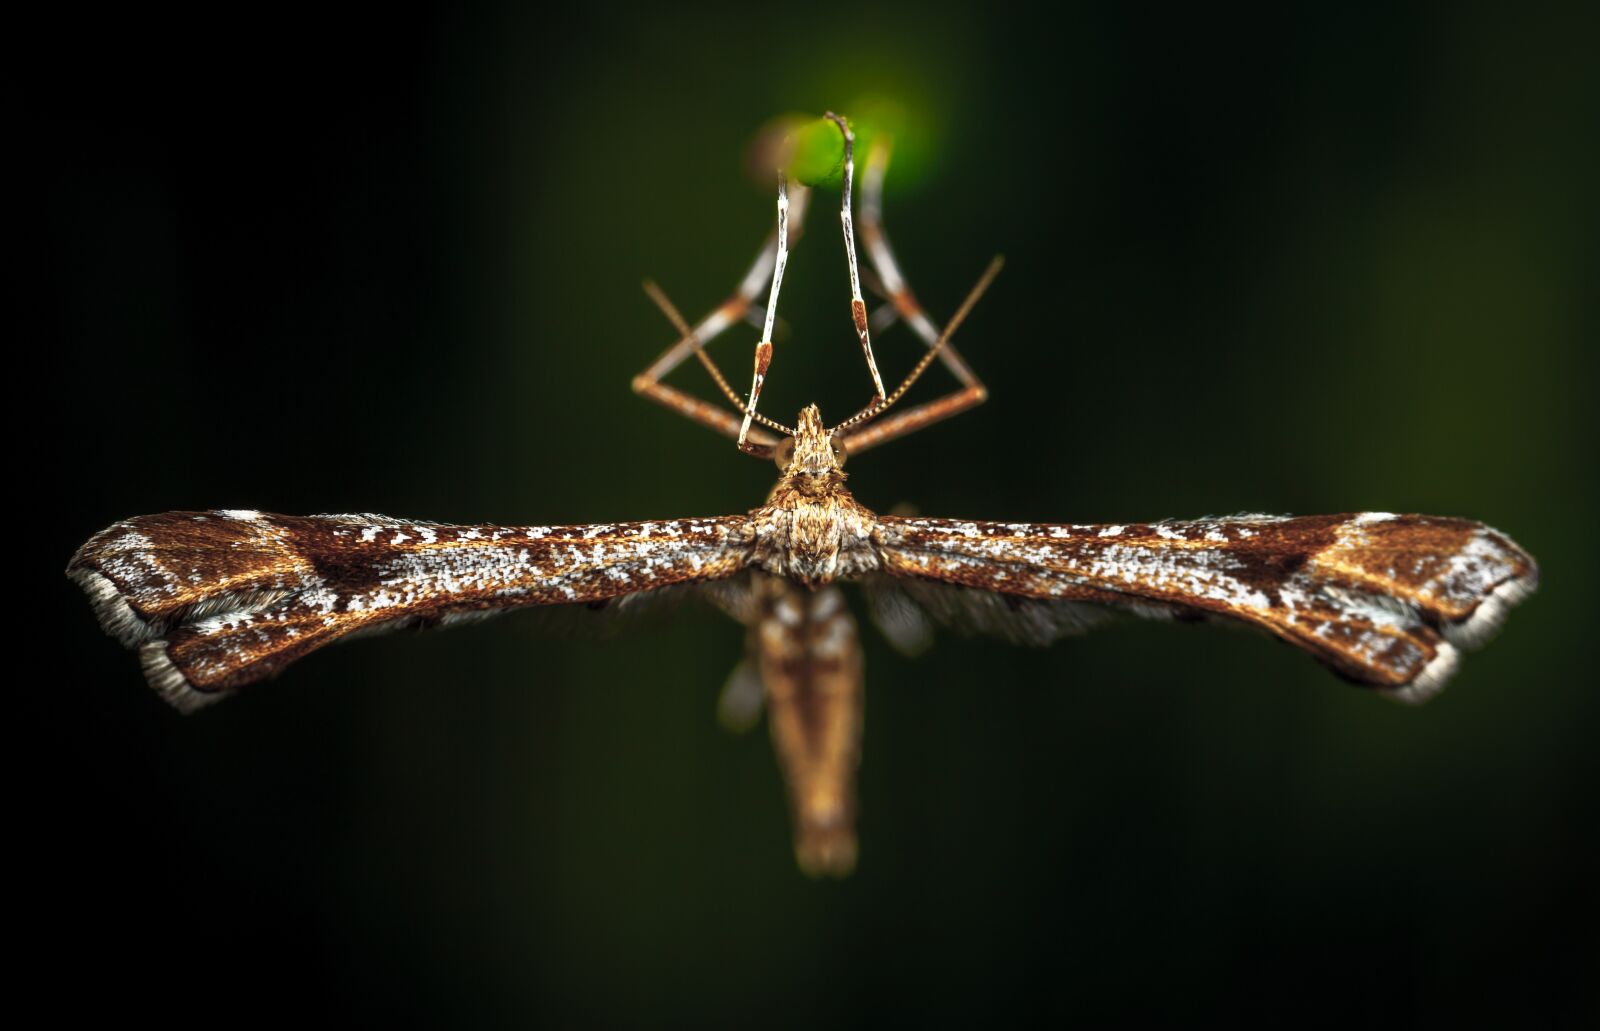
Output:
[
  {"xmin": 68, "ymin": 509, "xmax": 754, "ymax": 711},
  {"xmin": 873, "ymin": 513, "xmax": 1537, "ymax": 703}
]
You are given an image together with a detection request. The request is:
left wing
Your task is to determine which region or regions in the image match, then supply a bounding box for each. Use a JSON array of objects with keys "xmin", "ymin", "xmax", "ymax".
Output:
[
  {"xmin": 873, "ymin": 513, "xmax": 1536, "ymax": 702},
  {"xmin": 69, "ymin": 510, "xmax": 754, "ymax": 710}
]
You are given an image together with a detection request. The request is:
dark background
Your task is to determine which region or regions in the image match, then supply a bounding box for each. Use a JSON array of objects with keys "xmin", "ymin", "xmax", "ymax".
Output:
[{"xmin": 36, "ymin": 4, "xmax": 1596, "ymax": 1025}]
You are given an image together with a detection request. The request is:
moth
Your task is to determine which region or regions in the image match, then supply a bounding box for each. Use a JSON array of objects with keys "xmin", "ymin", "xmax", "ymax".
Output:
[{"xmin": 69, "ymin": 114, "xmax": 1537, "ymax": 876}]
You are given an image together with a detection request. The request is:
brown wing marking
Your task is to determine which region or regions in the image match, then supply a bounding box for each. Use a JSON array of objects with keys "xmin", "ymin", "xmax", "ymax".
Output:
[
  {"xmin": 69, "ymin": 510, "xmax": 754, "ymax": 711},
  {"xmin": 874, "ymin": 513, "xmax": 1536, "ymax": 702}
]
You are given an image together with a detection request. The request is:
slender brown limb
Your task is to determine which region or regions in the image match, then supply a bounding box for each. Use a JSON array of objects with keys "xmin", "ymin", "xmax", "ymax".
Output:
[
  {"xmin": 632, "ymin": 184, "xmax": 809, "ymax": 450},
  {"xmin": 825, "ymin": 112, "xmax": 888, "ymax": 404},
  {"xmin": 634, "ymin": 282, "xmax": 786, "ymax": 448},
  {"xmin": 630, "ymin": 379, "xmax": 781, "ymax": 450},
  {"xmin": 860, "ymin": 139, "xmax": 983, "ymax": 386},
  {"xmin": 738, "ymin": 172, "xmax": 794, "ymax": 447},
  {"xmin": 833, "ymin": 255, "xmax": 1003, "ymax": 438},
  {"xmin": 835, "ymin": 139, "xmax": 993, "ymax": 454},
  {"xmin": 641, "ymin": 280, "xmax": 790, "ymax": 439},
  {"xmin": 833, "ymin": 383, "xmax": 989, "ymax": 454}
]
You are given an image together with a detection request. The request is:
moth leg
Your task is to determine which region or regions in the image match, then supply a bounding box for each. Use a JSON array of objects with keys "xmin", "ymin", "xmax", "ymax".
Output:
[
  {"xmin": 637, "ymin": 280, "xmax": 781, "ymax": 451},
  {"xmin": 633, "ymin": 184, "xmax": 811, "ymax": 454},
  {"xmin": 736, "ymin": 172, "xmax": 799, "ymax": 450},
  {"xmin": 831, "ymin": 254, "xmax": 1003, "ymax": 442},
  {"xmin": 825, "ymin": 111, "xmax": 889, "ymax": 406},
  {"xmin": 835, "ymin": 137, "xmax": 992, "ymax": 455},
  {"xmin": 717, "ymin": 655, "xmax": 765, "ymax": 733}
]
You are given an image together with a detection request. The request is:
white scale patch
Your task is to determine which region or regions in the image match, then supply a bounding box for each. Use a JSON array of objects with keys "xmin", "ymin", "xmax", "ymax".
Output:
[
  {"xmin": 775, "ymin": 595, "xmax": 803, "ymax": 627},
  {"xmin": 814, "ymin": 612, "xmax": 854, "ymax": 657},
  {"xmin": 1426, "ymin": 530, "xmax": 1520, "ymax": 604},
  {"xmin": 92, "ymin": 529, "xmax": 182, "ymax": 598}
]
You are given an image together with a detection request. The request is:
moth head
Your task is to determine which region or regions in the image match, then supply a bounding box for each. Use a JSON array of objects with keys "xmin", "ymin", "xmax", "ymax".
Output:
[{"xmin": 775, "ymin": 404, "xmax": 847, "ymax": 481}]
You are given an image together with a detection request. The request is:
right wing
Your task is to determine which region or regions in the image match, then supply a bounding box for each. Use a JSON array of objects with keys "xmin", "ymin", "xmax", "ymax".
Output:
[
  {"xmin": 873, "ymin": 512, "xmax": 1537, "ymax": 703},
  {"xmin": 68, "ymin": 509, "xmax": 755, "ymax": 710}
]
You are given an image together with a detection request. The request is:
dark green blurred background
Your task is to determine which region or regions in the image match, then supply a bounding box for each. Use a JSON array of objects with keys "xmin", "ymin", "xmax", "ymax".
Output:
[{"xmin": 37, "ymin": 4, "xmax": 1596, "ymax": 1025}]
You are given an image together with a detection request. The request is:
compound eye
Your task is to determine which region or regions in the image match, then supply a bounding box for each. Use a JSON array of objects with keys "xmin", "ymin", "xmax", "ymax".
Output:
[
  {"xmin": 774, "ymin": 437, "xmax": 796, "ymax": 471},
  {"xmin": 830, "ymin": 438, "xmax": 848, "ymax": 467}
]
